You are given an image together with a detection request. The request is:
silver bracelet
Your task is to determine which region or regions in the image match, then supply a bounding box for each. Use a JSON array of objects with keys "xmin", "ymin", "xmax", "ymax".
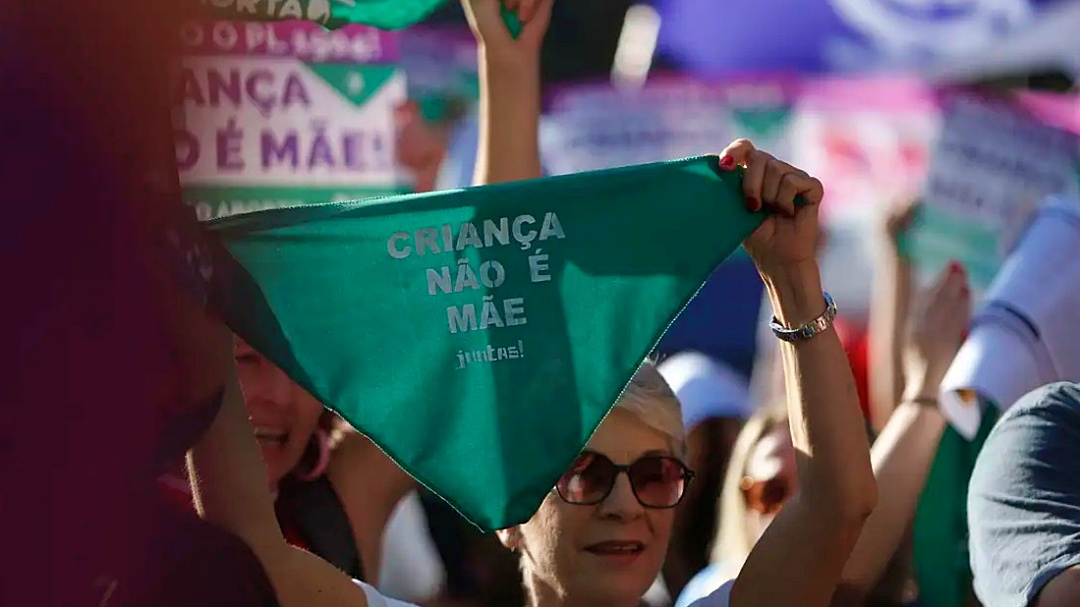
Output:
[{"xmin": 769, "ymin": 292, "xmax": 837, "ymax": 343}]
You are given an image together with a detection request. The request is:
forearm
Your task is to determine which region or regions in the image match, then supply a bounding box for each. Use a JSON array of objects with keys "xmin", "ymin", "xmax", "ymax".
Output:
[
  {"xmin": 188, "ymin": 369, "xmax": 281, "ymax": 553},
  {"xmin": 835, "ymin": 400, "xmax": 945, "ymax": 601},
  {"xmin": 765, "ymin": 262, "xmax": 876, "ymax": 520},
  {"xmin": 867, "ymin": 249, "xmax": 912, "ymax": 431},
  {"xmin": 473, "ymin": 48, "xmax": 542, "ymax": 186},
  {"xmin": 188, "ymin": 369, "xmax": 368, "ymax": 607},
  {"xmin": 733, "ymin": 262, "xmax": 876, "ymax": 607}
]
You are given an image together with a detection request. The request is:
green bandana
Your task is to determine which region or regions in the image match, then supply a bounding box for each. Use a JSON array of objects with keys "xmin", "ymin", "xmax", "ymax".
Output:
[
  {"xmin": 199, "ymin": 0, "xmax": 451, "ymax": 30},
  {"xmin": 210, "ymin": 156, "xmax": 762, "ymax": 531}
]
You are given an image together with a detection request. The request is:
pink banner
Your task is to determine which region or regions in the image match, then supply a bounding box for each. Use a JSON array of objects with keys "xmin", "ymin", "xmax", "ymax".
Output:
[{"xmin": 180, "ymin": 21, "xmax": 399, "ymax": 64}]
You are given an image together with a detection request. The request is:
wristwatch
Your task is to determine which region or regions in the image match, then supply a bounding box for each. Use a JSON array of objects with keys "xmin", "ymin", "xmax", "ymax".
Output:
[{"xmin": 770, "ymin": 292, "xmax": 837, "ymax": 343}]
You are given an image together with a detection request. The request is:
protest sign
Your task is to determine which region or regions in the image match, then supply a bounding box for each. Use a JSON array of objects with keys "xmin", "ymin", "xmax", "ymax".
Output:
[
  {"xmin": 176, "ymin": 21, "xmax": 409, "ymax": 220},
  {"xmin": 789, "ymin": 77, "xmax": 939, "ymax": 220},
  {"xmin": 208, "ymin": 156, "xmax": 763, "ymax": 531},
  {"xmin": 939, "ymin": 196, "xmax": 1080, "ymax": 438},
  {"xmin": 541, "ymin": 76, "xmax": 795, "ymax": 176},
  {"xmin": 902, "ymin": 91, "xmax": 1080, "ymax": 293},
  {"xmin": 787, "ymin": 77, "xmax": 940, "ymax": 318},
  {"xmin": 655, "ymin": 0, "xmax": 1080, "ymax": 78},
  {"xmin": 397, "ymin": 26, "xmax": 480, "ymax": 124}
]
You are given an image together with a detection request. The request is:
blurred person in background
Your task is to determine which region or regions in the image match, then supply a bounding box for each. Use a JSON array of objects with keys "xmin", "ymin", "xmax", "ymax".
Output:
[
  {"xmin": 676, "ymin": 260, "xmax": 970, "ymax": 607},
  {"xmin": 396, "ymin": 98, "xmax": 469, "ymax": 194},
  {"xmin": 968, "ymin": 382, "xmax": 1080, "ymax": 607},
  {"xmin": 657, "ymin": 351, "xmax": 752, "ymax": 598},
  {"xmin": 867, "ymin": 199, "xmax": 919, "ymax": 434}
]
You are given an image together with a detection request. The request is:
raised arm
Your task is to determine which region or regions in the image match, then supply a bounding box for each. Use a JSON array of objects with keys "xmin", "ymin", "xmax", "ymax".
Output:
[
  {"xmin": 833, "ymin": 262, "xmax": 970, "ymax": 606},
  {"xmin": 187, "ymin": 328, "xmax": 373, "ymax": 607},
  {"xmin": 716, "ymin": 140, "xmax": 877, "ymax": 607},
  {"xmin": 867, "ymin": 199, "xmax": 918, "ymax": 432},
  {"xmin": 462, "ymin": 0, "xmax": 550, "ymax": 185}
]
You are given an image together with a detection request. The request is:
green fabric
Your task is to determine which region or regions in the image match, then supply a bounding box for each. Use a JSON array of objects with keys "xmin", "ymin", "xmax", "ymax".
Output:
[
  {"xmin": 913, "ymin": 408, "xmax": 999, "ymax": 607},
  {"xmin": 202, "ymin": 0, "xmax": 451, "ymax": 30},
  {"xmin": 209, "ymin": 156, "xmax": 763, "ymax": 531},
  {"xmin": 200, "ymin": 0, "xmax": 522, "ymax": 32}
]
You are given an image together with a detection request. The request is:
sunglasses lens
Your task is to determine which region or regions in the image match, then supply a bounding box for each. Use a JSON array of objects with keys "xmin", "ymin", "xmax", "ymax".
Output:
[
  {"xmin": 557, "ymin": 452, "xmax": 615, "ymax": 504},
  {"xmin": 628, "ymin": 456, "xmax": 687, "ymax": 508}
]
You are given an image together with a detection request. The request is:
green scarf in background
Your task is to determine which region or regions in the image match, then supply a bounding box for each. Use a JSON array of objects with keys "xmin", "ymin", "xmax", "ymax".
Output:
[
  {"xmin": 209, "ymin": 156, "xmax": 762, "ymax": 531},
  {"xmin": 913, "ymin": 409, "xmax": 998, "ymax": 607},
  {"xmin": 197, "ymin": 0, "xmax": 523, "ymax": 34},
  {"xmin": 199, "ymin": 0, "xmax": 451, "ymax": 30}
]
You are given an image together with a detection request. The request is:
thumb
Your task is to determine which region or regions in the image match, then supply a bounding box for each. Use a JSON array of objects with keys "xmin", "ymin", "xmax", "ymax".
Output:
[{"xmin": 518, "ymin": 0, "xmax": 554, "ymax": 46}]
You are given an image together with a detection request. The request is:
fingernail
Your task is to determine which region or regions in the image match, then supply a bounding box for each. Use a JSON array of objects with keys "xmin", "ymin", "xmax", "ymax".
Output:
[
  {"xmin": 745, "ymin": 197, "xmax": 761, "ymax": 212},
  {"xmin": 948, "ymin": 260, "xmax": 963, "ymax": 274},
  {"xmin": 719, "ymin": 155, "xmax": 735, "ymax": 170}
]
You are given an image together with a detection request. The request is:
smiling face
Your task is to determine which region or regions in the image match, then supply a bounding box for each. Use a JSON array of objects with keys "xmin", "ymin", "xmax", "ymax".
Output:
[
  {"xmin": 507, "ymin": 408, "xmax": 678, "ymax": 607},
  {"xmin": 233, "ymin": 337, "xmax": 325, "ymax": 489}
]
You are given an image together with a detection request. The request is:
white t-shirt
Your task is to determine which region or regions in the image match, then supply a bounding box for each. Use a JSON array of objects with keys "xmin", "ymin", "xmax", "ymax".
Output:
[
  {"xmin": 354, "ymin": 580, "xmax": 418, "ymax": 607},
  {"xmin": 377, "ymin": 491, "xmax": 444, "ymax": 602}
]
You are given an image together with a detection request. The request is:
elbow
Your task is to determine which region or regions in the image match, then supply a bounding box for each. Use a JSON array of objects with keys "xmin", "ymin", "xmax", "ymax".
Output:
[
  {"xmin": 840, "ymin": 475, "xmax": 877, "ymax": 530},
  {"xmin": 839, "ymin": 455, "xmax": 879, "ymax": 525},
  {"xmin": 848, "ymin": 473, "xmax": 878, "ymax": 524},
  {"xmin": 805, "ymin": 472, "xmax": 877, "ymax": 531}
]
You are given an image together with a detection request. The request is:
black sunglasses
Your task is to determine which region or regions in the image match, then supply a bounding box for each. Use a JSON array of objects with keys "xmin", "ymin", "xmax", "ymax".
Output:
[{"xmin": 555, "ymin": 450, "xmax": 695, "ymax": 509}]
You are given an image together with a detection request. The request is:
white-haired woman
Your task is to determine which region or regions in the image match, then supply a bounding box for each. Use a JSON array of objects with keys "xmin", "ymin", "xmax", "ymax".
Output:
[{"xmin": 494, "ymin": 361, "xmax": 692, "ymax": 607}]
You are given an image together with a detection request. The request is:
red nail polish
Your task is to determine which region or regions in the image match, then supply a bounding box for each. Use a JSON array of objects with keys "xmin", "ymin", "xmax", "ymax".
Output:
[
  {"xmin": 948, "ymin": 260, "xmax": 964, "ymax": 274},
  {"xmin": 719, "ymin": 155, "xmax": 735, "ymax": 170},
  {"xmin": 745, "ymin": 197, "xmax": 760, "ymax": 212}
]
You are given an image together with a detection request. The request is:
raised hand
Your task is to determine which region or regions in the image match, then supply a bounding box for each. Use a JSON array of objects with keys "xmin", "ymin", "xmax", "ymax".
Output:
[
  {"xmin": 884, "ymin": 197, "xmax": 920, "ymax": 246},
  {"xmin": 902, "ymin": 261, "xmax": 972, "ymax": 401},
  {"xmin": 460, "ymin": 0, "xmax": 553, "ymax": 58},
  {"xmin": 717, "ymin": 139, "xmax": 825, "ymax": 281}
]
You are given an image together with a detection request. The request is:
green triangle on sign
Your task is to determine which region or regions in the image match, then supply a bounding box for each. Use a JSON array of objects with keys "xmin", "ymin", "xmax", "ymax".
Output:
[
  {"xmin": 208, "ymin": 156, "xmax": 764, "ymax": 532},
  {"xmin": 731, "ymin": 108, "xmax": 791, "ymax": 141},
  {"xmin": 308, "ymin": 64, "xmax": 400, "ymax": 108}
]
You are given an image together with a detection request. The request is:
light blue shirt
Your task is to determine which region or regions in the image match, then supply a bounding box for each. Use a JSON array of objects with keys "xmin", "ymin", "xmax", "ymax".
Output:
[{"xmin": 678, "ymin": 563, "xmax": 733, "ymax": 607}]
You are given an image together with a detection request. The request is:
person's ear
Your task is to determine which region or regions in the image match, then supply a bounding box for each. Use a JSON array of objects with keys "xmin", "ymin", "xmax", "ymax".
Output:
[{"xmin": 496, "ymin": 526, "xmax": 523, "ymax": 552}]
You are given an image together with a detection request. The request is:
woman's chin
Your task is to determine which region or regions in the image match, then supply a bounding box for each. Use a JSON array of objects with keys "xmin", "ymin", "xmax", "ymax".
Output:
[{"xmin": 576, "ymin": 572, "xmax": 657, "ymax": 606}]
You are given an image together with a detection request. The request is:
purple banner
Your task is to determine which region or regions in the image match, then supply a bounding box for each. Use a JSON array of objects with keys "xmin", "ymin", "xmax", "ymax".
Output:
[
  {"xmin": 180, "ymin": 21, "xmax": 399, "ymax": 64},
  {"xmin": 653, "ymin": 0, "xmax": 1077, "ymax": 76}
]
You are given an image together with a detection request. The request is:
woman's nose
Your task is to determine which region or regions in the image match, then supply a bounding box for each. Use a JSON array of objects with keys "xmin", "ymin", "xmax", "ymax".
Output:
[{"xmin": 598, "ymin": 472, "xmax": 645, "ymax": 520}]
